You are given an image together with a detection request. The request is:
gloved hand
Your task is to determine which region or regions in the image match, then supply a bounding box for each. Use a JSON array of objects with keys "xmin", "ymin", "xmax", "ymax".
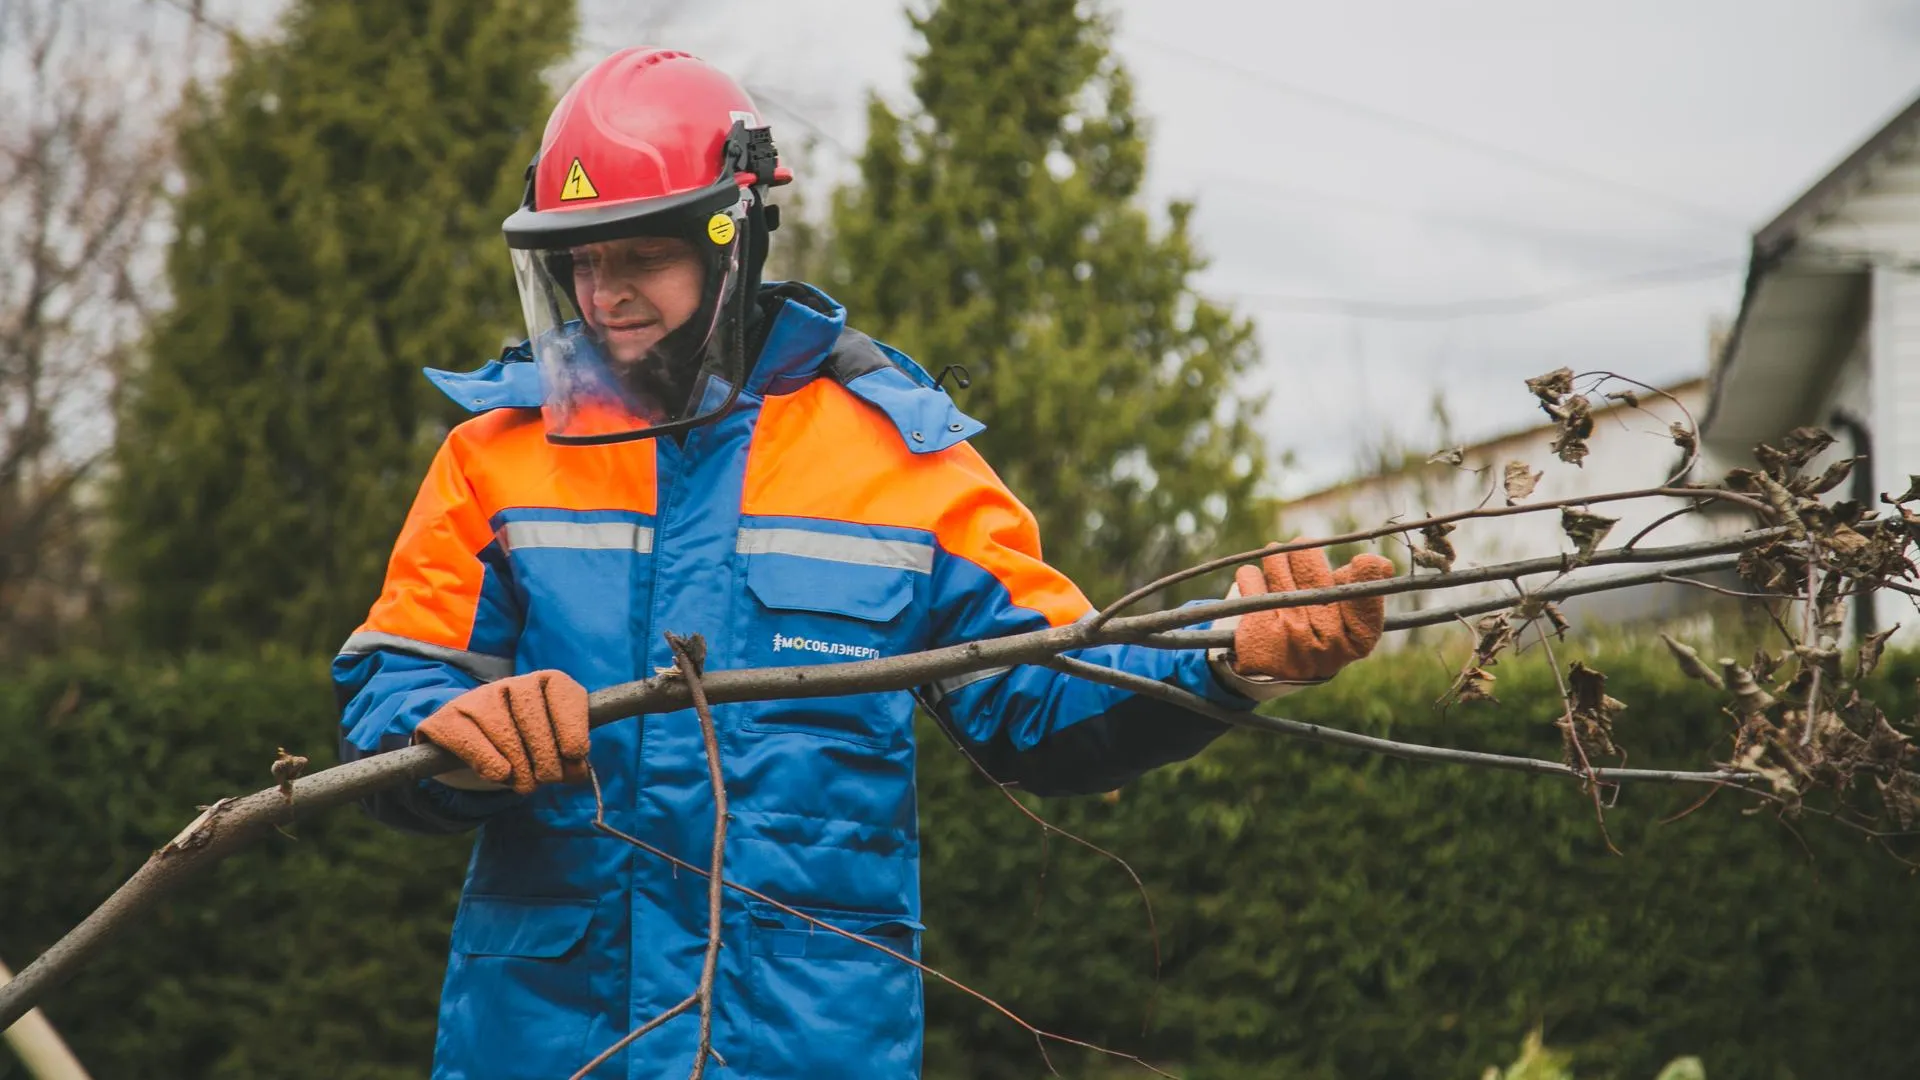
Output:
[
  {"xmin": 1229, "ymin": 545, "xmax": 1395, "ymax": 683},
  {"xmin": 413, "ymin": 670, "xmax": 591, "ymax": 795}
]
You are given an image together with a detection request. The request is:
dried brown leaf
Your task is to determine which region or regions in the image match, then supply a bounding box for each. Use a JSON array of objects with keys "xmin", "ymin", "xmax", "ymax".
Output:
[
  {"xmin": 1782, "ymin": 427, "xmax": 1836, "ymax": 469},
  {"xmin": 1526, "ymin": 367, "xmax": 1575, "ymax": 406},
  {"xmin": 1606, "ymin": 389, "xmax": 1640, "ymax": 408},
  {"xmin": 1798, "ymin": 456, "xmax": 1858, "ymax": 497},
  {"xmin": 1886, "ymin": 476, "xmax": 1920, "ymax": 506},
  {"xmin": 1472, "ymin": 613, "xmax": 1515, "ymax": 664},
  {"xmin": 1828, "ymin": 525, "xmax": 1870, "ymax": 557},
  {"xmin": 1503, "ymin": 461, "xmax": 1541, "ymax": 505},
  {"xmin": 1856, "ymin": 625, "xmax": 1900, "ymax": 681},
  {"xmin": 1564, "ymin": 661, "xmax": 1625, "ymax": 758},
  {"xmin": 272, "ymin": 746, "xmax": 309, "ymax": 799},
  {"xmin": 1454, "ymin": 665, "xmax": 1498, "ymax": 704},
  {"xmin": 1721, "ymin": 659, "xmax": 1778, "ymax": 717},
  {"xmin": 1428, "ymin": 446, "xmax": 1467, "ymax": 467},
  {"xmin": 1670, "ymin": 421, "xmax": 1698, "ymax": 454},
  {"xmin": 1560, "ymin": 507, "xmax": 1618, "ymax": 558},
  {"xmin": 1753, "ymin": 474, "xmax": 1806, "ymax": 539},
  {"xmin": 1548, "ymin": 395, "xmax": 1594, "ymax": 466},
  {"xmin": 1660, "ymin": 634, "xmax": 1725, "ymax": 690},
  {"xmin": 1875, "ymin": 772, "xmax": 1919, "ymax": 829},
  {"xmin": 1413, "ymin": 521, "xmax": 1457, "ymax": 572},
  {"xmin": 1567, "ymin": 662, "xmax": 1622, "ymax": 716},
  {"xmin": 1542, "ymin": 601, "xmax": 1571, "ymax": 640}
]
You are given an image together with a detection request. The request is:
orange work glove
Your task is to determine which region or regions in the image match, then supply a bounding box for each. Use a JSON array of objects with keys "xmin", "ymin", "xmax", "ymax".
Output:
[
  {"xmin": 413, "ymin": 670, "xmax": 591, "ymax": 795},
  {"xmin": 1230, "ymin": 546, "xmax": 1396, "ymax": 683}
]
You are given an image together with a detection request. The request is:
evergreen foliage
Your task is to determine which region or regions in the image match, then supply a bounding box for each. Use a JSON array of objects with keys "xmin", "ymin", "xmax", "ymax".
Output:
[
  {"xmin": 108, "ymin": 0, "xmax": 574, "ymax": 653},
  {"xmin": 827, "ymin": 1, "xmax": 1273, "ymax": 603}
]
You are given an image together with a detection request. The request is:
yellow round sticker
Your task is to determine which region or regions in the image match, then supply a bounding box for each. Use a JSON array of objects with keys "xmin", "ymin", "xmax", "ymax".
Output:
[{"xmin": 707, "ymin": 213, "xmax": 736, "ymax": 245}]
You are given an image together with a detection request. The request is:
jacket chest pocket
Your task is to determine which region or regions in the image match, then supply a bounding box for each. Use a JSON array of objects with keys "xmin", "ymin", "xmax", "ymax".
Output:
[{"xmin": 736, "ymin": 526, "xmax": 930, "ymax": 748}]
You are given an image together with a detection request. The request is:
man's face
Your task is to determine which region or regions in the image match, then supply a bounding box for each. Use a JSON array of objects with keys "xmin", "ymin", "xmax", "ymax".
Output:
[{"xmin": 571, "ymin": 236, "xmax": 704, "ymax": 365}]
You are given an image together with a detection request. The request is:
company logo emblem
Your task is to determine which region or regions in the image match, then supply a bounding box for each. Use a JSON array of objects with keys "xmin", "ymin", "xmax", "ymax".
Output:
[{"xmin": 773, "ymin": 633, "xmax": 879, "ymax": 661}]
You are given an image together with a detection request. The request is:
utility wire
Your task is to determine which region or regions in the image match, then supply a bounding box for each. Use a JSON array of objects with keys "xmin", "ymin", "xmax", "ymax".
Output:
[
  {"xmin": 1132, "ymin": 37, "xmax": 1749, "ymax": 229},
  {"xmin": 742, "ymin": 83, "xmax": 858, "ymax": 157},
  {"xmin": 1224, "ymin": 255, "xmax": 1744, "ymax": 321},
  {"xmin": 1171, "ymin": 172, "xmax": 1731, "ymax": 261}
]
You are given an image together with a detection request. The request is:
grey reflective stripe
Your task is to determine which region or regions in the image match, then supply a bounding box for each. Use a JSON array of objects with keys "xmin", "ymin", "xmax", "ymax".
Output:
[
  {"xmin": 736, "ymin": 527, "xmax": 934, "ymax": 573},
  {"xmin": 338, "ymin": 631, "xmax": 514, "ymax": 682},
  {"xmin": 499, "ymin": 520, "xmax": 654, "ymax": 554},
  {"xmin": 928, "ymin": 666, "xmax": 1011, "ymax": 702}
]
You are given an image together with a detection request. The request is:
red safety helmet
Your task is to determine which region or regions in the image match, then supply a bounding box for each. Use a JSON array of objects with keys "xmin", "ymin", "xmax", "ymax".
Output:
[{"xmin": 503, "ymin": 48, "xmax": 791, "ymax": 444}]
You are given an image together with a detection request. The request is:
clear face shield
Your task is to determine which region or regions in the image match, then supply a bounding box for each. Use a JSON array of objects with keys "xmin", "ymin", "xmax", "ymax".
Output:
[{"xmin": 509, "ymin": 199, "xmax": 750, "ymax": 444}]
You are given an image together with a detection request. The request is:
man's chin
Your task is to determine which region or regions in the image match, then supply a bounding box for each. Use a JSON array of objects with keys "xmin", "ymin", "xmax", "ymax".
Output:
[{"xmin": 600, "ymin": 326, "xmax": 664, "ymax": 361}]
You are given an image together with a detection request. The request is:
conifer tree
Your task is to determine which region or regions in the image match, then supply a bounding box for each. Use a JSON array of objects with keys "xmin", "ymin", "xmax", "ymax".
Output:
[
  {"xmin": 827, "ymin": 1, "xmax": 1273, "ymax": 604},
  {"xmin": 110, "ymin": 0, "xmax": 574, "ymax": 652}
]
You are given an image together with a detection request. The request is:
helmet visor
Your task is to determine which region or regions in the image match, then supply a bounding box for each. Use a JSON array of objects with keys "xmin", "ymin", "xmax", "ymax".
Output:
[{"xmin": 510, "ymin": 202, "xmax": 748, "ymax": 443}]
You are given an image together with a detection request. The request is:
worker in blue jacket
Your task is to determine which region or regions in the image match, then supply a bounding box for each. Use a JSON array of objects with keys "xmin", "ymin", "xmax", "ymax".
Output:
[{"xmin": 334, "ymin": 46, "xmax": 1393, "ymax": 1080}]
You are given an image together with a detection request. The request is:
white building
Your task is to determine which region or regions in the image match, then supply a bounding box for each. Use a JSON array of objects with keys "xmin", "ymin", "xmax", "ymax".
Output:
[
  {"xmin": 1702, "ymin": 92, "xmax": 1920, "ymax": 642},
  {"xmin": 1278, "ymin": 89, "xmax": 1920, "ymax": 644}
]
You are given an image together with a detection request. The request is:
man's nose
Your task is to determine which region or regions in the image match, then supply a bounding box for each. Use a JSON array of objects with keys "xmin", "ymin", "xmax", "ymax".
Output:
[{"xmin": 593, "ymin": 269, "xmax": 640, "ymax": 307}]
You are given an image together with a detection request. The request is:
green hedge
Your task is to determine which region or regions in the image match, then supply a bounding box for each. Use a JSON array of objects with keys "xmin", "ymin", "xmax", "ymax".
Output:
[
  {"xmin": 2, "ymin": 645, "xmax": 1916, "ymax": 1079},
  {"xmin": 0, "ymin": 652, "xmax": 468, "ymax": 1080}
]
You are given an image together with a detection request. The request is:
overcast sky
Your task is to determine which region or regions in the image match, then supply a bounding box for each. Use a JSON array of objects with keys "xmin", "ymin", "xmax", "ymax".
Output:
[{"xmin": 573, "ymin": 0, "xmax": 1920, "ymax": 496}]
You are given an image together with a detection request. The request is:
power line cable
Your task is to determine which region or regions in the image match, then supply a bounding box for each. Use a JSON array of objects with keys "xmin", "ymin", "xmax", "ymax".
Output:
[
  {"xmin": 1166, "ymin": 172, "xmax": 1730, "ymax": 262},
  {"xmin": 1131, "ymin": 37, "xmax": 1748, "ymax": 229},
  {"xmin": 741, "ymin": 83, "xmax": 858, "ymax": 157},
  {"xmin": 1224, "ymin": 255, "xmax": 1744, "ymax": 322}
]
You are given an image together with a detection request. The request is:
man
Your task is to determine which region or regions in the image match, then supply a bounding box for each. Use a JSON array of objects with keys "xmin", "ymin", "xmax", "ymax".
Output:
[{"xmin": 334, "ymin": 47, "xmax": 1393, "ymax": 1080}]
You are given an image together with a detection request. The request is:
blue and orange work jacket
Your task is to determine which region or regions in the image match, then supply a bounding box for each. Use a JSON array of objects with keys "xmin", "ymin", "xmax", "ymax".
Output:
[{"xmin": 334, "ymin": 284, "xmax": 1259, "ymax": 1079}]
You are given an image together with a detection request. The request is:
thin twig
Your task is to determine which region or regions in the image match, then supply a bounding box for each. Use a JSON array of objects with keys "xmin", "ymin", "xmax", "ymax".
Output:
[
  {"xmin": 1658, "ymin": 783, "xmax": 1723, "ymax": 825},
  {"xmin": 1657, "ymin": 573, "xmax": 1803, "ymax": 603},
  {"xmin": 570, "ymin": 991, "xmax": 698, "ymax": 1080},
  {"xmin": 1104, "ymin": 529, "xmax": 1792, "ymax": 640},
  {"xmin": 569, "ymin": 632, "xmax": 732, "ymax": 1080},
  {"xmin": 1139, "ymin": 552, "xmax": 1746, "ymax": 649},
  {"xmin": 1533, "ymin": 622, "xmax": 1624, "ymax": 856},
  {"xmin": 1801, "ymin": 554, "xmax": 1821, "ymax": 748},
  {"xmin": 1624, "ymin": 503, "xmax": 1703, "ymax": 550},
  {"xmin": 1088, "ymin": 485, "xmax": 1769, "ymax": 628},
  {"xmin": 1040, "ymin": 656, "xmax": 1758, "ymax": 787},
  {"xmin": 940, "ymin": 731, "xmax": 1164, "ymax": 1033},
  {"xmin": 1875, "ymin": 578, "xmax": 1920, "ymax": 601},
  {"xmin": 1576, "ymin": 371, "xmax": 1702, "ymax": 486},
  {"xmin": 669, "ymin": 634, "xmax": 728, "ymax": 1080},
  {"xmin": 589, "ymin": 816, "xmax": 1179, "ymax": 1078}
]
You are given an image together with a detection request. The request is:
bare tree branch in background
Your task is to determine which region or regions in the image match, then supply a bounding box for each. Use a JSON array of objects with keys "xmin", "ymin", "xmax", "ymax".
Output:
[{"xmin": 0, "ymin": 0, "xmax": 183, "ymax": 658}]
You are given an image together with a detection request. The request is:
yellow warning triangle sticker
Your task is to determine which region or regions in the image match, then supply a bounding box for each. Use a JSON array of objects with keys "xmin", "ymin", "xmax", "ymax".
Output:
[{"xmin": 559, "ymin": 158, "xmax": 599, "ymax": 201}]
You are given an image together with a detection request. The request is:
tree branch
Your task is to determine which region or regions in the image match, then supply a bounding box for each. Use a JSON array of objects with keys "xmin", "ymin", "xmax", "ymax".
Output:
[
  {"xmin": 1090, "ymin": 485, "xmax": 1768, "ymax": 628},
  {"xmin": 1042, "ymin": 655, "xmax": 1756, "ymax": 787},
  {"xmin": 0, "ymin": 526, "xmax": 1800, "ymax": 1029}
]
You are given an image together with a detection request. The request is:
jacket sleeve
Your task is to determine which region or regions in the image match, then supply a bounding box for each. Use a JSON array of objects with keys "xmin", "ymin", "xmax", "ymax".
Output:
[
  {"xmin": 332, "ymin": 434, "xmax": 525, "ymax": 834},
  {"xmin": 917, "ymin": 446, "xmax": 1260, "ymax": 797}
]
